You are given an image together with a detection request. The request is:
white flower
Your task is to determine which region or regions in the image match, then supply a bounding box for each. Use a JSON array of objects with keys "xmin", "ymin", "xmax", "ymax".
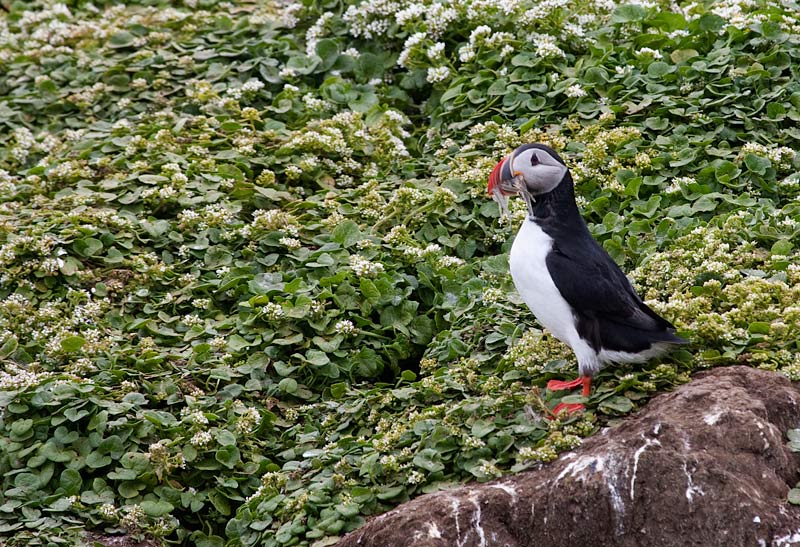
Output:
[
  {"xmin": 565, "ymin": 84, "xmax": 587, "ymax": 98},
  {"xmin": 349, "ymin": 255, "xmax": 385, "ymax": 277},
  {"xmin": 279, "ymin": 237, "xmax": 301, "ymax": 249},
  {"xmin": 188, "ymin": 409, "xmax": 208, "ymax": 425},
  {"xmin": 335, "ymin": 319, "xmax": 356, "ymax": 335},
  {"xmin": 438, "ymin": 256, "xmax": 465, "ymax": 268},
  {"xmin": 426, "ymin": 66, "xmax": 450, "ymax": 83},
  {"xmin": 190, "ymin": 431, "xmax": 212, "ymax": 447},
  {"xmin": 263, "ymin": 302, "xmax": 284, "ymax": 321},
  {"xmin": 469, "ymin": 25, "xmax": 492, "ymax": 45},
  {"xmin": 636, "ymin": 47, "xmax": 663, "ymax": 59},
  {"xmin": 427, "ymin": 42, "xmax": 445, "ymax": 59},
  {"xmin": 183, "ymin": 314, "xmax": 203, "ymax": 327},
  {"xmin": 99, "ymin": 504, "xmax": 117, "ymax": 519},
  {"xmin": 407, "ymin": 470, "xmax": 425, "ymax": 484},
  {"xmin": 533, "ymin": 34, "xmax": 565, "ymax": 58},
  {"xmin": 459, "ymin": 45, "xmax": 475, "ymax": 62},
  {"xmin": 396, "ymin": 3, "xmax": 425, "ymax": 25},
  {"xmin": 398, "ymin": 32, "xmax": 427, "ymax": 67}
]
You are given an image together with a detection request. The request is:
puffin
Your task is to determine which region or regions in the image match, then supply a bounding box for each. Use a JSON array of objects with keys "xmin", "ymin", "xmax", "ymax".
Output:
[{"xmin": 488, "ymin": 143, "xmax": 687, "ymax": 414}]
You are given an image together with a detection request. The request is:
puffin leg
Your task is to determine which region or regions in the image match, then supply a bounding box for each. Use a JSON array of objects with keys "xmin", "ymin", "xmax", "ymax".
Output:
[
  {"xmin": 551, "ymin": 402, "xmax": 585, "ymax": 416},
  {"xmin": 581, "ymin": 376, "xmax": 592, "ymax": 397},
  {"xmin": 548, "ymin": 376, "xmax": 592, "ymax": 417},
  {"xmin": 546, "ymin": 376, "xmax": 585, "ymax": 391}
]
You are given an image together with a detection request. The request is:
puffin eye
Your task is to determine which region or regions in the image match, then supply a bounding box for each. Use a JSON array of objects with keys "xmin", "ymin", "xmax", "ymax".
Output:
[{"xmin": 530, "ymin": 153, "xmax": 540, "ymax": 166}]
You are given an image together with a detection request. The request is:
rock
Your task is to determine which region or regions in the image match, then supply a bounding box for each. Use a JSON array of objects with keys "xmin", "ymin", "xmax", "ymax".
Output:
[{"xmin": 338, "ymin": 366, "xmax": 800, "ymax": 547}]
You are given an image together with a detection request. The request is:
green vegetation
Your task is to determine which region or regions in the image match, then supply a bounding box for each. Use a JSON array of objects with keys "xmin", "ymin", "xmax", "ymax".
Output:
[{"xmin": 0, "ymin": 0, "xmax": 799, "ymax": 545}]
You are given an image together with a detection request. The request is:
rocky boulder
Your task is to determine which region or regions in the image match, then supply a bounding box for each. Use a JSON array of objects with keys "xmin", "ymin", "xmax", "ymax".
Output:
[{"xmin": 338, "ymin": 366, "xmax": 800, "ymax": 546}]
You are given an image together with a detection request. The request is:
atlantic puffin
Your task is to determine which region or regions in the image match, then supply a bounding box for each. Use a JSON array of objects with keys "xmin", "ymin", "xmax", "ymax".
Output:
[{"xmin": 488, "ymin": 144, "xmax": 687, "ymax": 413}]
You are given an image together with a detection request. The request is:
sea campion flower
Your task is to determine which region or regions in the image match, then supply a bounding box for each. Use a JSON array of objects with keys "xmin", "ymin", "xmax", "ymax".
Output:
[
  {"xmin": 335, "ymin": 319, "xmax": 356, "ymax": 335},
  {"xmin": 279, "ymin": 237, "xmax": 301, "ymax": 250},
  {"xmin": 565, "ymin": 84, "xmax": 587, "ymax": 98},
  {"xmin": 636, "ymin": 47, "xmax": 662, "ymax": 59},
  {"xmin": 121, "ymin": 504, "xmax": 147, "ymax": 530},
  {"xmin": 427, "ymin": 42, "xmax": 445, "ymax": 59},
  {"xmin": 263, "ymin": 302, "xmax": 284, "ymax": 321},
  {"xmin": 349, "ymin": 255, "xmax": 385, "ymax": 278},
  {"xmin": 190, "ymin": 430, "xmax": 212, "ymax": 447},
  {"xmin": 438, "ymin": 255, "xmax": 465, "ymax": 268}
]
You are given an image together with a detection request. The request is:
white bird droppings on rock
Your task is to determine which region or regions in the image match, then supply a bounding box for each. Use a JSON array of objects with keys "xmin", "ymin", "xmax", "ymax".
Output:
[
  {"xmin": 774, "ymin": 530, "xmax": 800, "ymax": 546},
  {"xmin": 630, "ymin": 435, "xmax": 661, "ymax": 501},
  {"xmin": 425, "ymin": 521, "xmax": 442, "ymax": 538},
  {"xmin": 683, "ymin": 461, "xmax": 705, "ymax": 503},
  {"xmin": 704, "ymin": 408, "xmax": 724, "ymax": 425}
]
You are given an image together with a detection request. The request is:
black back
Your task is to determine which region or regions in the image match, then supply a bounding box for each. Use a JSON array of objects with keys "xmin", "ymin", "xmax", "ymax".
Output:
[{"xmin": 531, "ymin": 172, "xmax": 685, "ymax": 353}]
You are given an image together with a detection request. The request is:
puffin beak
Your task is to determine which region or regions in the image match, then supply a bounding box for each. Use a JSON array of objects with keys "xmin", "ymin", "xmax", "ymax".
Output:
[{"xmin": 488, "ymin": 156, "xmax": 513, "ymax": 220}]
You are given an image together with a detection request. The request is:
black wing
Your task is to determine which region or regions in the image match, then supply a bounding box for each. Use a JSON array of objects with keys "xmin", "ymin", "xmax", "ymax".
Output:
[{"xmin": 546, "ymin": 238, "xmax": 680, "ymax": 353}]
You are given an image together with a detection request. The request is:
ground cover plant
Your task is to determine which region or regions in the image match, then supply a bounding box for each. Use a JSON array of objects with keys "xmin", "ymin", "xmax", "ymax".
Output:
[{"xmin": 0, "ymin": 0, "xmax": 799, "ymax": 545}]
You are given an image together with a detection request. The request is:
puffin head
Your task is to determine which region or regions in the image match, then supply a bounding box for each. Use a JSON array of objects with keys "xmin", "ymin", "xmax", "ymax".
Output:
[{"xmin": 487, "ymin": 144, "xmax": 568, "ymax": 216}]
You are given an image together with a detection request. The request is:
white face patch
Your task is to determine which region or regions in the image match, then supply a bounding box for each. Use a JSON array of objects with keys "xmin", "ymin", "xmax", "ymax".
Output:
[{"xmin": 510, "ymin": 148, "xmax": 567, "ymax": 195}]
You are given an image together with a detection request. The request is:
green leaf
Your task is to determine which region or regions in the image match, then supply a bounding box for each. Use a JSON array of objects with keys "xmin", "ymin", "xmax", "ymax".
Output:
[
  {"xmin": 583, "ymin": 67, "xmax": 608, "ymax": 85},
  {"xmin": 441, "ymin": 84, "xmax": 464, "ymax": 103},
  {"xmin": 714, "ymin": 161, "xmax": 741, "ymax": 184},
  {"xmin": 624, "ymin": 176, "xmax": 643, "ymax": 198},
  {"xmin": 209, "ymin": 490, "xmax": 232, "ymax": 516},
  {"xmin": 59, "ymin": 469, "xmax": 82, "ymax": 495},
  {"xmin": 316, "ymin": 39, "xmax": 340, "ymax": 70},
  {"xmin": 360, "ymin": 278, "xmax": 380, "ymax": 303},
  {"xmin": 650, "ymin": 11, "xmax": 687, "ymax": 31},
  {"xmin": 11, "ymin": 418, "xmax": 32, "ymax": 436},
  {"xmin": 767, "ymin": 103, "xmax": 786, "ymax": 120},
  {"xmin": 771, "ymin": 239, "xmax": 793, "ymax": 256},
  {"xmin": 332, "ymin": 221, "xmax": 361, "ymax": 247},
  {"xmin": 278, "ymin": 378, "xmax": 298, "ymax": 394},
  {"xmin": 86, "ymin": 451, "xmax": 112, "ymax": 468},
  {"xmin": 748, "ymin": 322, "xmax": 770, "ymax": 335},
  {"xmin": 670, "ymin": 49, "xmax": 698, "ymax": 63},
  {"xmin": 611, "ymin": 4, "xmax": 647, "ymax": 23},
  {"xmin": 691, "ymin": 195, "xmax": 718, "ymax": 213},
  {"xmin": 141, "ymin": 500, "xmax": 175, "ymax": 516},
  {"xmin": 692, "ymin": 13, "xmax": 726, "ymax": 33},
  {"xmin": 400, "ymin": 370, "xmax": 417, "ymax": 382},
  {"xmin": 471, "ymin": 419, "xmax": 496, "ymax": 438},
  {"xmin": 377, "ymin": 485, "xmax": 406, "ymax": 500},
  {"xmin": 108, "ymin": 31, "xmax": 135, "ymax": 48},
  {"xmin": 413, "ymin": 449, "xmax": 444, "ymax": 472},
  {"xmin": 73, "ymin": 237, "xmax": 103, "ymax": 257},
  {"xmin": 599, "ymin": 396, "xmax": 634, "ymax": 414},
  {"xmin": 330, "ymin": 382, "xmax": 347, "ymax": 398},
  {"xmin": 305, "ymin": 349, "xmax": 330, "ymax": 366},
  {"xmin": 60, "ymin": 336, "xmax": 86, "ymax": 352},
  {"xmin": 215, "ymin": 445, "xmax": 241, "ymax": 469},
  {"xmin": 647, "ymin": 62, "xmax": 673, "ymax": 78},
  {"xmin": 487, "ymin": 79, "xmax": 508, "ymax": 96},
  {"xmin": 216, "ymin": 430, "xmax": 236, "ymax": 446},
  {"xmin": 789, "ymin": 488, "xmax": 800, "ymax": 505},
  {"xmin": 744, "ymin": 154, "xmax": 771, "ymax": 176},
  {"xmin": 107, "ymin": 468, "xmax": 139, "ymax": 481},
  {"xmin": 0, "ymin": 336, "xmax": 18, "ymax": 358},
  {"xmin": 644, "ymin": 117, "xmax": 668, "ymax": 130}
]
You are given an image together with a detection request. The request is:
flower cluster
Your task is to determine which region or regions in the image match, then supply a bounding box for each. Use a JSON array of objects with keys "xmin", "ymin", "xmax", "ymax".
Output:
[
  {"xmin": 739, "ymin": 142, "xmax": 797, "ymax": 171},
  {"xmin": 501, "ymin": 330, "xmax": 573, "ymax": 375},
  {"xmin": 349, "ymin": 255, "xmax": 385, "ymax": 278}
]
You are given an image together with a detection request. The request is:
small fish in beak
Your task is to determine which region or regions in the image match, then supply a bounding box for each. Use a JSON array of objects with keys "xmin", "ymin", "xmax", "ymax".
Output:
[{"xmin": 487, "ymin": 156, "xmax": 514, "ymax": 220}]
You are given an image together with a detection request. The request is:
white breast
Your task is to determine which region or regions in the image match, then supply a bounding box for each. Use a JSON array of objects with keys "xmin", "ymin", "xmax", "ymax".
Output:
[{"xmin": 509, "ymin": 220, "xmax": 601, "ymax": 374}]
